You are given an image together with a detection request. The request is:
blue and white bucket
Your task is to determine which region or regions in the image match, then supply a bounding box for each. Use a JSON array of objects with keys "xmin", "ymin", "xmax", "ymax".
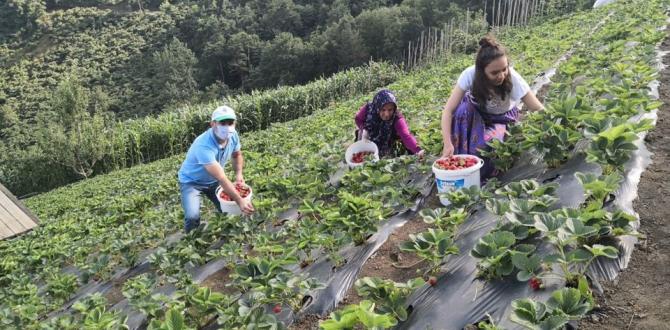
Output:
[{"xmin": 432, "ymin": 155, "xmax": 484, "ymax": 206}]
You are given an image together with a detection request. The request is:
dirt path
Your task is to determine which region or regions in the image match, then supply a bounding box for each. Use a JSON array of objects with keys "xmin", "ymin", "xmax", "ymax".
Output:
[{"xmin": 579, "ymin": 32, "xmax": 670, "ymax": 330}]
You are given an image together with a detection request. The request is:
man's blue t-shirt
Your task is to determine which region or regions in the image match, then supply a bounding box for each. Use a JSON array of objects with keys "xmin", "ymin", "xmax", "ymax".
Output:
[{"xmin": 178, "ymin": 128, "xmax": 241, "ymax": 185}]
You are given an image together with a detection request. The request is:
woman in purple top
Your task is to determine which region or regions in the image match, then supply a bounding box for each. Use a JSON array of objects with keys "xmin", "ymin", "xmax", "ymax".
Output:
[{"xmin": 355, "ymin": 89, "xmax": 424, "ymax": 158}]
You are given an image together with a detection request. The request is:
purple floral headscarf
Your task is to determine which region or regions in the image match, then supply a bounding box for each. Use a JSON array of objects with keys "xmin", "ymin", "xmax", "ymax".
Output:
[{"xmin": 364, "ymin": 89, "xmax": 398, "ymax": 156}]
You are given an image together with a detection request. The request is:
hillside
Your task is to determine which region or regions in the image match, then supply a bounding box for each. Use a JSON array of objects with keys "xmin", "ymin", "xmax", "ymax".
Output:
[
  {"xmin": 0, "ymin": 0, "xmax": 594, "ymax": 196},
  {"xmin": 2, "ymin": 0, "xmax": 667, "ymax": 328}
]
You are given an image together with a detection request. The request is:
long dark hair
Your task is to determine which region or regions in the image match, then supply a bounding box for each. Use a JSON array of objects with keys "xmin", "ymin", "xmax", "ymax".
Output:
[{"xmin": 471, "ymin": 35, "xmax": 512, "ymax": 105}]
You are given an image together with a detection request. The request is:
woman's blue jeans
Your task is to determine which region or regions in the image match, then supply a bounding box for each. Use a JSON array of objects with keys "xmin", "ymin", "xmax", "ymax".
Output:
[{"xmin": 179, "ymin": 181, "xmax": 222, "ymax": 232}]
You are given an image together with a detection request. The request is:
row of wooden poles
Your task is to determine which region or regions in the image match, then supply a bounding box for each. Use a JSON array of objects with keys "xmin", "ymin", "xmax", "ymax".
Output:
[{"xmin": 403, "ymin": 0, "xmax": 574, "ymax": 69}]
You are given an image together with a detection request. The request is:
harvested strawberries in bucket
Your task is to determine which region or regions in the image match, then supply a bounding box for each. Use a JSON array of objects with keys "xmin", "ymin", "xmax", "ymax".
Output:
[
  {"xmin": 345, "ymin": 140, "xmax": 379, "ymax": 168},
  {"xmin": 351, "ymin": 151, "xmax": 375, "ymax": 163},
  {"xmin": 218, "ymin": 183, "xmax": 251, "ymax": 201},
  {"xmin": 434, "ymin": 155, "xmax": 480, "ymax": 171},
  {"xmin": 216, "ymin": 183, "xmax": 253, "ymax": 215}
]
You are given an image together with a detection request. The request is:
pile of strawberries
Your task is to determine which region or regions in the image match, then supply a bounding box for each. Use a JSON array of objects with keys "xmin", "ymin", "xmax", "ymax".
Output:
[
  {"xmin": 434, "ymin": 156, "xmax": 479, "ymax": 170},
  {"xmin": 219, "ymin": 183, "xmax": 251, "ymax": 201},
  {"xmin": 351, "ymin": 151, "xmax": 375, "ymax": 163}
]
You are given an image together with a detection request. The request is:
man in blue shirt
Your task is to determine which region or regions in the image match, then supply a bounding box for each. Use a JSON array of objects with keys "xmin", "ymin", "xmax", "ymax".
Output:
[{"xmin": 178, "ymin": 105, "xmax": 254, "ymax": 232}]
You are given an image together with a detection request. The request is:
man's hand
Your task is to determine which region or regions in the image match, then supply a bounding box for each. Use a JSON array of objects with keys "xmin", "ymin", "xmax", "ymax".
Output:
[
  {"xmin": 416, "ymin": 149, "xmax": 426, "ymax": 160},
  {"xmin": 442, "ymin": 142, "xmax": 454, "ymax": 157},
  {"xmin": 235, "ymin": 175, "xmax": 245, "ymax": 186},
  {"xmin": 237, "ymin": 199, "xmax": 255, "ymax": 215}
]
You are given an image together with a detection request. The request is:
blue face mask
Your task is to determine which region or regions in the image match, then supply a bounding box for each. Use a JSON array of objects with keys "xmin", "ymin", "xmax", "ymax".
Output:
[{"xmin": 215, "ymin": 125, "xmax": 235, "ymax": 140}]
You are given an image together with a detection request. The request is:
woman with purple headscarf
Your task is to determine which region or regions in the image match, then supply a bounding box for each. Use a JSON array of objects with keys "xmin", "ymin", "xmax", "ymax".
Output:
[
  {"xmin": 440, "ymin": 35, "xmax": 544, "ymax": 178},
  {"xmin": 355, "ymin": 89, "xmax": 424, "ymax": 158}
]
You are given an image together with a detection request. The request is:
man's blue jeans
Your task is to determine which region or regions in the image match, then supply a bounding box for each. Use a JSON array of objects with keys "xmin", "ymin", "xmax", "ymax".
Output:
[{"xmin": 179, "ymin": 181, "xmax": 222, "ymax": 232}]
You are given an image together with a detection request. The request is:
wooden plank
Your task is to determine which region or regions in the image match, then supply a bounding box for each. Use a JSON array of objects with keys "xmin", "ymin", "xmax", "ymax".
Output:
[
  {"xmin": 0, "ymin": 203, "xmax": 25, "ymax": 234},
  {"xmin": 0, "ymin": 190, "xmax": 36, "ymax": 231},
  {"xmin": 0, "ymin": 183, "xmax": 40, "ymax": 224},
  {"xmin": 0, "ymin": 218, "xmax": 14, "ymax": 240}
]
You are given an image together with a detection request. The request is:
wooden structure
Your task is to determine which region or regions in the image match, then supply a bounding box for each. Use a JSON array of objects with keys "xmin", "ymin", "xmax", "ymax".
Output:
[{"xmin": 0, "ymin": 183, "xmax": 39, "ymax": 240}]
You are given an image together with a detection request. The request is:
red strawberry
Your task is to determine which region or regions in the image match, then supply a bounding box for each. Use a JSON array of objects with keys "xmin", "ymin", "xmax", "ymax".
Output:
[
  {"xmin": 272, "ymin": 304, "xmax": 282, "ymax": 314},
  {"xmin": 352, "ymin": 151, "xmax": 374, "ymax": 163},
  {"xmin": 529, "ymin": 277, "xmax": 542, "ymax": 291},
  {"xmin": 427, "ymin": 276, "xmax": 437, "ymax": 286}
]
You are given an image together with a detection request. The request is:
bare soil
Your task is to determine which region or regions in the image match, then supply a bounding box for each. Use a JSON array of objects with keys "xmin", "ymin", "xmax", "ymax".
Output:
[{"xmin": 579, "ymin": 34, "xmax": 670, "ymax": 330}]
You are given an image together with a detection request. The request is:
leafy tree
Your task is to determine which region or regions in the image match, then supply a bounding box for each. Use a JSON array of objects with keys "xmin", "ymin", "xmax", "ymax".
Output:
[
  {"xmin": 0, "ymin": 0, "xmax": 46, "ymax": 38},
  {"xmin": 252, "ymin": 32, "xmax": 315, "ymax": 87},
  {"xmin": 202, "ymin": 31, "xmax": 263, "ymax": 90},
  {"xmin": 355, "ymin": 6, "xmax": 423, "ymax": 61},
  {"xmin": 147, "ymin": 37, "xmax": 199, "ymax": 113},
  {"xmin": 313, "ymin": 15, "xmax": 368, "ymax": 74},
  {"xmin": 37, "ymin": 78, "xmax": 114, "ymax": 179},
  {"xmin": 259, "ymin": 0, "xmax": 303, "ymax": 39}
]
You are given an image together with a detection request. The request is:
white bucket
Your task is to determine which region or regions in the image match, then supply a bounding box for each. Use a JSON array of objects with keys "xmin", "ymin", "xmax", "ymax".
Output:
[
  {"xmin": 432, "ymin": 155, "xmax": 484, "ymax": 206},
  {"xmin": 345, "ymin": 140, "xmax": 380, "ymax": 168},
  {"xmin": 215, "ymin": 184, "xmax": 253, "ymax": 215}
]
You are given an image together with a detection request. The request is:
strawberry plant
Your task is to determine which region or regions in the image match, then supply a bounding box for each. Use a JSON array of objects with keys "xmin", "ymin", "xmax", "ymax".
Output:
[
  {"xmin": 232, "ymin": 256, "xmax": 296, "ymax": 292},
  {"xmin": 267, "ymin": 273, "xmax": 324, "ymax": 312},
  {"xmin": 521, "ymin": 120, "xmax": 581, "ymax": 168},
  {"xmin": 147, "ymin": 307, "xmax": 194, "ymax": 330},
  {"xmin": 442, "ymin": 185, "xmax": 489, "ymax": 210},
  {"xmin": 183, "ymin": 286, "xmax": 227, "ymax": 327},
  {"xmin": 46, "ymin": 273, "xmax": 79, "ymax": 304},
  {"xmin": 216, "ymin": 291, "xmax": 286, "ymax": 330},
  {"xmin": 319, "ymin": 300, "xmax": 397, "ymax": 330},
  {"xmin": 575, "ymin": 172, "xmax": 622, "ymax": 211},
  {"xmin": 329, "ymin": 191, "xmax": 387, "ymax": 246},
  {"xmin": 71, "ymin": 293, "xmax": 129, "ymax": 330},
  {"xmin": 586, "ymin": 120, "xmax": 653, "ymax": 174},
  {"xmin": 399, "ymin": 228, "xmax": 459, "ymax": 275},
  {"xmin": 470, "ymin": 231, "xmax": 537, "ymax": 280},
  {"xmin": 354, "ymin": 277, "xmax": 424, "ymax": 322},
  {"xmin": 510, "ymin": 288, "xmax": 593, "ymax": 329},
  {"xmin": 480, "ymin": 134, "xmax": 522, "ymax": 172},
  {"xmin": 534, "ymin": 210, "xmax": 620, "ymax": 286},
  {"xmin": 122, "ymin": 274, "xmax": 167, "ymax": 319},
  {"xmin": 419, "ymin": 207, "xmax": 468, "ymax": 233}
]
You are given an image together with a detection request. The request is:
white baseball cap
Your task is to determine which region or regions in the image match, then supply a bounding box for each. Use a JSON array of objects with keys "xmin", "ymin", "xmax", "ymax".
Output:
[{"xmin": 211, "ymin": 105, "xmax": 236, "ymax": 122}]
